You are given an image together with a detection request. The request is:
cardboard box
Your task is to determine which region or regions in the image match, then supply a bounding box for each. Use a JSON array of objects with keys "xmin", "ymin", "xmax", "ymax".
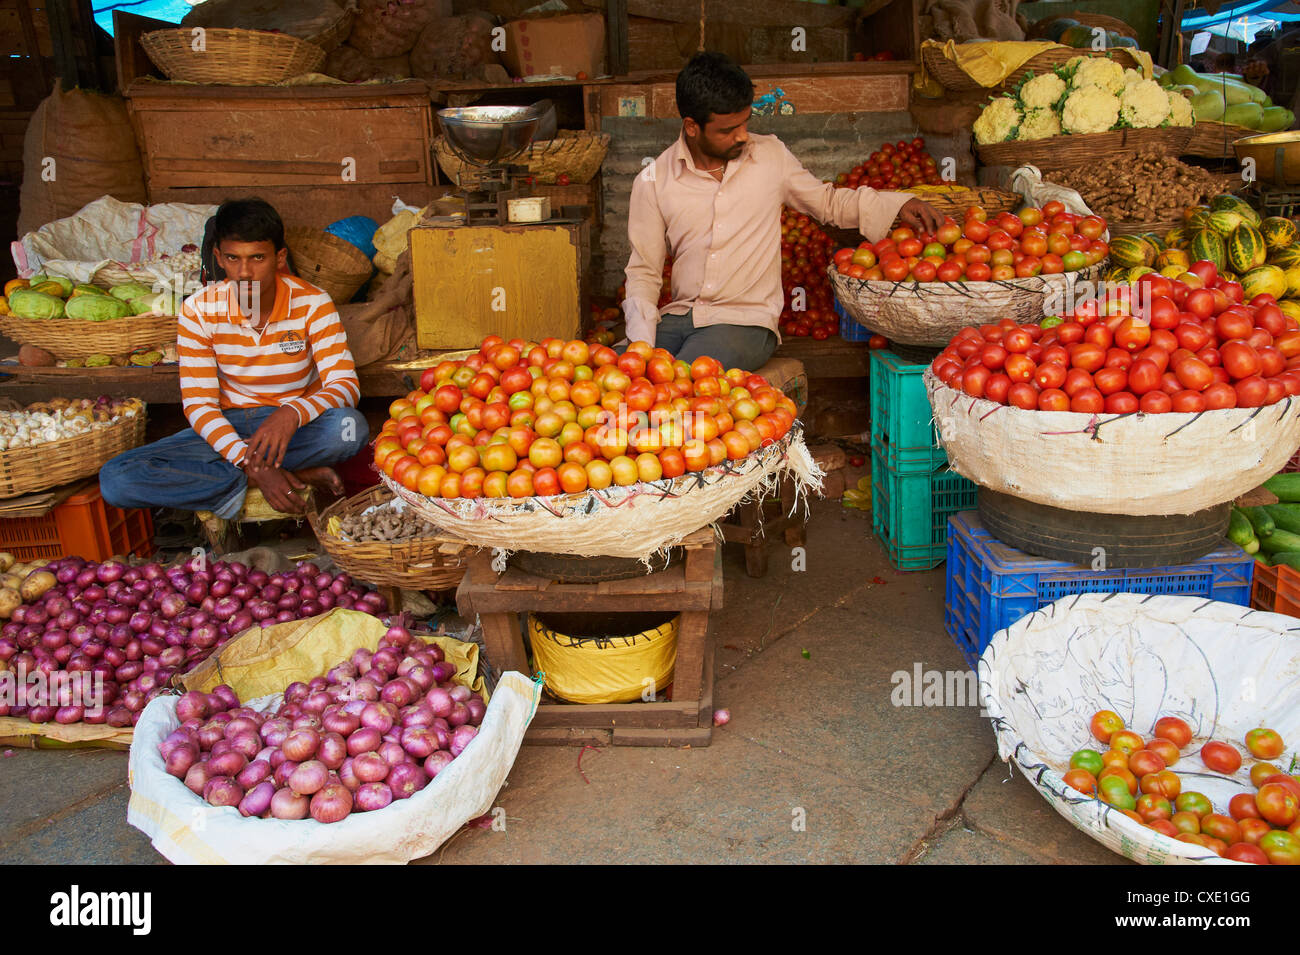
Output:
[{"xmin": 502, "ymin": 13, "xmax": 605, "ymax": 79}]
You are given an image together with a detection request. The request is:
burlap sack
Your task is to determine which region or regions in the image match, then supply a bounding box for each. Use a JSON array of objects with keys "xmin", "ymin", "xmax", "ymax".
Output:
[
  {"xmin": 348, "ymin": 0, "xmax": 450, "ymax": 58},
  {"xmin": 409, "ymin": 13, "xmax": 500, "ymax": 80},
  {"xmin": 17, "ymin": 83, "xmax": 147, "ymax": 237},
  {"xmin": 323, "ymin": 43, "xmax": 413, "ymax": 81},
  {"xmin": 181, "ymin": 0, "xmax": 354, "ymax": 49},
  {"xmin": 337, "ymin": 251, "xmax": 415, "ymax": 367}
]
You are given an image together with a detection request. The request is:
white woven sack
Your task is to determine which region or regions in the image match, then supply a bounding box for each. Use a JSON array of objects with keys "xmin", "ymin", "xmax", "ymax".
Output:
[
  {"xmin": 384, "ymin": 429, "xmax": 823, "ymax": 560},
  {"xmin": 926, "ymin": 372, "xmax": 1300, "ymax": 516},
  {"xmin": 979, "ymin": 592, "xmax": 1300, "ymax": 865},
  {"xmin": 126, "ymin": 671, "xmax": 540, "ymax": 864}
]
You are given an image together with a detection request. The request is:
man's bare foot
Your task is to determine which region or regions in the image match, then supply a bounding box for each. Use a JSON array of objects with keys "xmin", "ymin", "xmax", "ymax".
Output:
[{"xmin": 294, "ymin": 466, "xmax": 345, "ymax": 497}]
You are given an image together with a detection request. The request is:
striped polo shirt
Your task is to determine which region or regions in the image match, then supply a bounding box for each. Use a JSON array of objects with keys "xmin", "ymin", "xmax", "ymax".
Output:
[{"xmin": 178, "ymin": 274, "xmax": 360, "ymax": 467}]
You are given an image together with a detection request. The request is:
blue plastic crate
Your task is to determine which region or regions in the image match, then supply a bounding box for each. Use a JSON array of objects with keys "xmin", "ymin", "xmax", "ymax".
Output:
[
  {"xmin": 871, "ymin": 449, "xmax": 977, "ymax": 571},
  {"xmin": 834, "ymin": 298, "xmax": 873, "ymax": 342},
  {"xmin": 870, "ymin": 349, "xmax": 947, "ymax": 474},
  {"xmin": 945, "ymin": 511, "xmax": 1255, "ymax": 668}
]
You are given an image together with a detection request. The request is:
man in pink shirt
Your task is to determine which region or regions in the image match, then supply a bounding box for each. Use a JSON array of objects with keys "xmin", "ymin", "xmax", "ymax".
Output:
[{"xmin": 623, "ymin": 51, "xmax": 942, "ymax": 369}]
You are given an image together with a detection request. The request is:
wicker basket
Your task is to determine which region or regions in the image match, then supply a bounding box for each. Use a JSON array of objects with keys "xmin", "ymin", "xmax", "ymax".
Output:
[
  {"xmin": 0, "ymin": 312, "xmax": 175, "ymax": 360},
  {"xmin": 830, "ymin": 262, "xmax": 1106, "ymax": 347},
  {"xmin": 140, "ymin": 28, "xmax": 326, "ymax": 85},
  {"xmin": 905, "ymin": 185, "xmax": 1021, "ymax": 218},
  {"xmin": 92, "ymin": 262, "xmax": 199, "ymax": 290},
  {"xmin": 285, "ymin": 228, "xmax": 373, "ymax": 305},
  {"xmin": 310, "ymin": 485, "xmax": 469, "ymax": 591},
  {"xmin": 1027, "ymin": 12, "xmax": 1138, "ymax": 40},
  {"xmin": 923, "ymin": 43, "xmax": 1141, "ymax": 94},
  {"xmin": 0, "ymin": 413, "xmax": 146, "ymax": 500},
  {"xmin": 1184, "ymin": 121, "xmax": 1258, "ymax": 160},
  {"xmin": 304, "ymin": 7, "xmax": 354, "ymax": 52},
  {"xmin": 978, "ymin": 126, "xmax": 1193, "ymax": 169},
  {"xmin": 1108, "ymin": 218, "xmax": 1183, "ymax": 236},
  {"xmin": 435, "ymin": 130, "xmax": 612, "ymax": 186}
]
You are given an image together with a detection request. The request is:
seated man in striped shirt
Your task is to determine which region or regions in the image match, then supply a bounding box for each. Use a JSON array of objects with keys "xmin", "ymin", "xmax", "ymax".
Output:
[{"xmin": 101, "ymin": 198, "xmax": 366, "ymax": 518}]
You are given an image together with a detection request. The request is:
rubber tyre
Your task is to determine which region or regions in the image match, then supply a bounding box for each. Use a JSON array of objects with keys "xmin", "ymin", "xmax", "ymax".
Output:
[
  {"xmin": 510, "ymin": 548, "xmax": 679, "ymax": 583},
  {"xmin": 976, "ymin": 488, "xmax": 1231, "ymax": 569},
  {"xmin": 535, "ymin": 611, "xmax": 677, "ymax": 640}
]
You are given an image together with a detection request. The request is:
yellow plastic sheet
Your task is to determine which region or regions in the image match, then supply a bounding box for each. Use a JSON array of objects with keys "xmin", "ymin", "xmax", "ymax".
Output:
[{"xmin": 529, "ymin": 614, "xmax": 677, "ymax": 705}]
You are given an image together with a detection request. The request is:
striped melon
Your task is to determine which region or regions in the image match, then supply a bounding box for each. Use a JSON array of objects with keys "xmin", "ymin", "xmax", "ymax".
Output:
[
  {"xmin": 1241, "ymin": 264, "xmax": 1288, "ymax": 300},
  {"xmin": 1261, "ymin": 216, "xmax": 1300, "ymax": 250},
  {"xmin": 1286, "ymin": 265, "xmax": 1300, "ymax": 298},
  {"xmin": 1209, "ymin": 193, "xmax": 1261, "ymax": 227},
  {"xmin": 1227, "ymin": 223, "xmax": 1267, "ymax": 273},
  {"xmin": 1139, "ymin": 233, "xmax": 1166, "ymax": 253},
  {"xmin": 1126, "ymin": 266, "xmax": 1156, "ymax": 282},
  {"xmin": 1187, "ymin": 209, "xmax": 1215, "ymax": 232},
  {"xmin": 1104, "ymin": 266, "xmax": 1130, "ymax": 283},
  {"xmin": 1163, "ymin": 226, "xmax": 1189, "ymax": 249},
  {"xmin": 1184, "ymin": 204, "xmax": 1211, "ymax": 226},
  {"xmin": 1189, "ymin": 228, "xmax": 1227, "ymax": 271},
  {"xmin": 1154, "ymin": 248, "xmax": 1190, "ymax": 272},
  {"xmin": 1220, "ymin": 270, "xmax": 1239, "ymax": 283},
  {"xmin": 1110, "ymin": 235, "xmax": 1156, "ymax": 269},
  {"xmin": 1208, "ymin": 211, "xmax": 1245, "ymax": 237},
  {"xmin": 1280, "ymin": 300, "xmax": 1300, "ymax": 322},
  {"xmin": 1159, "ymin": 265, "xmax": 1187, "ymax": 279},
  {"xmin": 1269, "ymin": 245, "xmax": 1300, "ymax": 268}
]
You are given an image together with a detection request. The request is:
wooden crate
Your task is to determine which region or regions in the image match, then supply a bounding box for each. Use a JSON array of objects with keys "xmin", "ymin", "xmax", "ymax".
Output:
[
  {"xmin": 410, "ymin": 222, "xmax": 585, "ymax": 350},
  {"xmin": 126, "ymin": 80, "xmax": 434, "ymax": 192},
  {"xmin": 456, "ymin": 527, "xmax": 721, "ymax": 747}
]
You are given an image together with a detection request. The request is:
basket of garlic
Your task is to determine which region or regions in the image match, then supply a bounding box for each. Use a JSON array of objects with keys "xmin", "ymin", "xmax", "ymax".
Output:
[{"xmin": 0, "ymin": 397, "xmax": 146, "ymax": 499}]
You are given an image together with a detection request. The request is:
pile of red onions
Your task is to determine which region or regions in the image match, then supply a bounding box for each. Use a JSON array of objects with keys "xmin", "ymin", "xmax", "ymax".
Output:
[
  {"xmin": 0, "ymin": 556, "xmax": 389, "ymax": 727},
  {"xmin": 157, "ymin": 624, "xmax": 484, "ymax": 823}
]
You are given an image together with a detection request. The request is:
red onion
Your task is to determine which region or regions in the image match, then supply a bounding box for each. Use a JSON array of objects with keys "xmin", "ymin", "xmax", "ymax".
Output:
[
  {"xmin": 400, "ymin": 726, "xmax": 438, "ymax": 759},
  {"xmin": 449, "ymin": 724, "xmax": 477, "ymax": 757},
  {"xmin": 383, "ymin": 625, "xmax": 413, "ymax": 650},
  {"xmin": 288, "ymin": 759, "xmax": 328, "ymax": 796},
  {"xmin": 273, "ymin": 759, "xmax": 299, "ymax": 788},
  {"xmin": 424, "ymin": 687, "xmax": 453, "ymax": 719},
  {"xmin": 210, "ymin": 684, "xmax": 239, "ymax": 711},
  {"xmin": 248, "ymin": 569, "xmax": 269, "ymax": 588},
  {"xmin": 275, "ymin": 610, "xmax": 295, "ymax": 624},
  {"xmin": 75, "ymin": 568, "xmax": 98, "ymax": 589},
  {"xmin": 224, "ymin": 715, "xmax": 258, "ymax": 737},
  {"xmin": 465, "ymin": 697, "xmax": 486, "ymax": 726},
  {"xmin": 360, "ymin": 703, "xmax": 393, "ymax": 734},
  {"xmin": 426, "ymin": 724, "xmax": 451, "ymax": 751},
  {"xmin": 299, "ymin": 584, "xmax": 318, "ymax": 602},
  {"xmin": 326, "ymin": 662, "xmax": 356, "ymax": 685},
  {"xmin": 402, "ymin": 704, "xmax": 434, "ymax": 728},
  {"xmin": 267, "ymin": 749, "xmax": 287, "ymax": 770},
  {"xmin": 175, "ymin": 691, "xmax": 210, "ymax": 723},
  {"xmin": 323, "ymin": 709, "xmax": 360, "ymax": 736},
  {"xmin": 25, "ymin": 606, "xmax": 48, "ymax": 626},
  {"xmin": 239, "ymin": 780, "xmax": 275, "ymax": 817},
  {"xmin": 212, "ymin": 597, "xmax": 240, "ymax": 622},
  {"xmin": 387, "ymin": 762, "xmax": 428, "ymax": 799},
  {"xmin": 404, "ymin": 665, "xmax": 435, "ymax": 692},
  {"xmin": 317, "ymin": 592, "xmax": 336, "ymax": 610},
  {"xmin": 208, "ymin": 709, "xmax": 233, "ymax": 726},
  {"xmin": 347, "ymin": 726, "xmax": 382, "ymax": 756},
  {"xmin": 159, "ymin": 593, "xmax": 186, "ymax": 619},
  {"xmin": 227, "ymin": 731, "xmax": 262, "ymax": 761},
  {"xmin": 379, "ymin": 741, "xmax": 406, "ymax": 767},
  {"xmin": 184, "ymin": 761, "xmax": 214, "ymax": 795},
  {"xmin": 114, "ymin": 661, "xmax": 142, "ymax": 683},
  {"xmin": 292, "ymin": 714, "xmax": 322, "ymax": 732},
  {"xmin": 236, "ymin": 758, "xmax": 272, "ymax": 789},
  {"xmin": 97, "ymin": 562, "xmax": 124, "ymax": 584},
  {"xmin": 310, "ymin": 782, "xmax": 352, "ymax": 823},
  {"xmin": 448, "ymin": 684, "xmax": 472, "ymax": 704},
  {"xmin": 447, "ymin": 702, "xmax": 470, "ymax": 728},
  {"xmin": 370, "ymin": 648, "xmax": 400, "ymax": 676},
  {"xmin": 228, "ymin": 610, "xmax": 254, "ymax": 634},
  {"xmin": 430, "ymin": 662, "xmax": 456, "ymax": 684},
  {"xmin": 140, "ymin": 636, "xmax": 164, "ymax": 657},
  {"xmin": 204, "ymin": 776, "xmax": 244, "ymax": 807},
  {"xmin": 355, "ymin": 782, "xmax": 393, "ymax": 812},
  {"xmin": 338, "ymin": 758, "xmax": 360, "ymax": 791},
  {"xmin": 131, "ymin": 579, "xmax": 150, "ymax": 595},
  {"xmin": 424, "ymin": 751, "xmax": 453, "ymax": 778},
  {"xmin": 249, "ymin": 600, "xmax": 275, "ymax": 621},
  {"xmin": 41, "ymin": 629, "xmax": 67, "ymax": 650},
  {"xmin": 210, "ymin": 578, "xmax": 232, "ymax": 599},
  {"xmin": 54, "ymin": 705, "xmax": 83, "ymax": 724},
  {"xmin": 260, "ymin": 718, "xmax": 291, "ymax": 746},
  {"xmin": 270, "ymin": 787, "xmax": 309, "ymax": 819},
  {"xmin": 353, "ymin": 751, "xmax": 389, "ymax": 783},
  {"xmin": 317, "ymin": 732, "xmax": 347, "ymax": 770},
  {"xmin": 282, "ymin": 728, "xmax": 319, "ymax": 762},
  {"xmin": 380, "ymin": 680, "xmax": 414, "ymax": 707},
  {"xmin": 123, "ymin": 637, "xmax": 143, "ymax": 661},
  {"xmin": 336, "ymin": 596, "xmax": 356, "ymax": 610},
  {"xmin": 189, "ymin": 624, "xmax": 219, "ymax": 650},
  {"xmin": 106, "ymin": 706, "xmax": 133, "ymax": 727},
  {"xmin": 186, "ymin": 582, "xmax": 207, "ymax": 604},
  {"xmin": 208, "ymin": 749, "xmax": 247, "ymax": 778},
  {"xmin": 277, "ymin": 593, "xmax": 300, "ymax": 612},
  {"xmin": 340, "ymin": 700, "xmax": 368, "ymax": 718},
  {"xmin": 350, "ymin": 679, "xmax": 380, "ymax": 702},
  {"xmin": 261, "ymin": 584, "xmax": 283, "ymax": 603}
]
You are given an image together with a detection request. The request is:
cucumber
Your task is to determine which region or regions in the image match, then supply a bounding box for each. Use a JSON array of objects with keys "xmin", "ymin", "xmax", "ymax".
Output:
[
  {"xmin": 1228, "ymin": 508, "xmax": 1258, "ymax": 550},
  {"xmin": 1264, "ymin": 503, "xmax": 1300, "ymax": 535},
  {"xmin": 1259, "ymin": 527, "xmax": 1300, "ymax": 554},
  {"xmin": 1263, "ymin": 473, "xmax": 1300, "ymax": 502},
  {"xmin": 1268, "ymin": 551, "xmax": 1300, "ymax": 572},
  {"xmin": 1244, "ymin": 537, "xmax": 1260, "ymax": 555},
  {"xmin": 1242, "ymin": 505, "xmax": 1276, "ymax": 538}
]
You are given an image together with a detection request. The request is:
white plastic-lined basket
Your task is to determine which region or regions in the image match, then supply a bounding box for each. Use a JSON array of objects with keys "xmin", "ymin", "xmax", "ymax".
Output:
[
  {"xmin": 382, "ymin": 428, "xmax": 823, "ymax": 560},
  {"xmin": 925, "ymin": 372, "xmax": 1300, "ymax": 516},
  {"xmin": 979, "ymin": 592, "xmax": 1300, "ymax": 865}
]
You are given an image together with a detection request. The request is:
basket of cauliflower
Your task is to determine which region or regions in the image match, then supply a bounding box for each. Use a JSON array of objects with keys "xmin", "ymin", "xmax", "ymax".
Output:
[
  {"xmin": 975, "ymin": 57, "xmax": 1194, "ymax": 168},
  {"xmin": 0, "ymin": 398, "xmax": 146, "ymax": 499}
]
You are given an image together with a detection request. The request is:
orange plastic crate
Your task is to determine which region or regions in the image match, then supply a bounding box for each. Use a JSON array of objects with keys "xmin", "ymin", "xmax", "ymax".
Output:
[
  {"xmin": 1251, "ymin": 559, "xmax": 1300, "ymax": 617},
  {"xmin": 0, "ymin": 483, "xmax": 154, "ymax": 562}
]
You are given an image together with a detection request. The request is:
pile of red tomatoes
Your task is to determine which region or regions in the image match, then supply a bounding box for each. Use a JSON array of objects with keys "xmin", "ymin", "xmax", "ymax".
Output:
[{"xmin": 831, "ymin": 137, "xmax": 944, "ymax": 191}]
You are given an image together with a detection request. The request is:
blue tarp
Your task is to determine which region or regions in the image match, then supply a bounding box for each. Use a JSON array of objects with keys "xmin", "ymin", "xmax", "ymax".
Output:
[
  {"xmin": 1183, "ymin": 0, "xmax": 1300, "ymax": 29},
  {"xmin": 91, "ymin": 1, "xmax": 190, "ymax": 36}
]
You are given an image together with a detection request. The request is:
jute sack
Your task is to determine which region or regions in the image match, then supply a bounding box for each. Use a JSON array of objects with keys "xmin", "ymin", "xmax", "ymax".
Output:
[
  {"xmin": 829, "ymin": 262, "xmax": 1105, "ymax": 347},
  {"xmin": 336, "ymin": 250, "xmax": 414, "ymax": 368},
  {"xmin": 348, "ymin": 0, "xmax": 449, "ymax": 58},
  {"xmin": 925, "ymin": 372, "xmax": 1300, "ymax": 515},
  {"xmin": 17, "ymin": 83, "xmax": 148, "ymax": 237},
  {"xmin": 383, "ymin": 429, "xmax": 824, "ymax": 560},
  {"xmin": 980, "ymin": 593, "xmax": 1300, "ymax": 864}
]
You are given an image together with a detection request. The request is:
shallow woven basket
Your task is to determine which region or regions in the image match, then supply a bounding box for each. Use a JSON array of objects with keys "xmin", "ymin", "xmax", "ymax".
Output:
[
  {"xmin": 0, "ymin": 312, "xmax": 175, "ymax": 360},
  {"xmin": 92, "ymin": 262, "xmax": 199, "ymax": 290},
  {"xmin": 1106, "ymin": 217, "xmax": 1183, "ymax": 236},
  {"xmin": 1183, "ymin": 121, "xmax": 1258, "ymax": 160},
  {"xmin": 310, "ymin": 485, "xmax": 469, "ymax": 590},
  {"xmin": 926, "ymin": 371, "xmax": 1300, "ymax": 515},
  {"xmin": 435, "ymin": 130, "xmax": 612, "ymax": 186},
  {"xmin": 979, "ymin": 126, "xmax": 1193, "ymax": 169},
  {"xmin": 0, "ymin": 413, "xmax": 146, "ymax": 499},
  {"xmin": 381, "ymin": 429, "xmax": 822, "ymax": 560},
  {"xmin": 285, "ymin": 228, "xmax": 373, "ymax": 305},
  {"xmin": 830, "ymin": 262, "xmax": 1106, "ymax": 347},
  {"xmin": 923, "ymin": 43, "xmax": 1140, "ymax": 94},
  {"xmin": 140, "ymin": 28, "xmax": 326, "ymax": 85},
  {"xmin": 905, "ymin": 186, "xmax": 1021, "ymax": 218}
]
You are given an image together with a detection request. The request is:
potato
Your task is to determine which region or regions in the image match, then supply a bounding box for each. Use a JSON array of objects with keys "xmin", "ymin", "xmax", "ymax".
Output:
[
  {"xmin": 0, "ymin": 552, "xmax": 13, "ymax": 572},
  {"xmin": 0, "ymin": 587, "xmax": 19, "ymax": 620},
  {"xmin": 20, "ymin": 570, "xmax": 56, "ymax": 602},
  {"xmin": 0, "ymin": 574, "xmax": 20, "ymax": 591},
  {"xmin": 26, "ymin": 558, "xmax": 49, "ymax": 568}
]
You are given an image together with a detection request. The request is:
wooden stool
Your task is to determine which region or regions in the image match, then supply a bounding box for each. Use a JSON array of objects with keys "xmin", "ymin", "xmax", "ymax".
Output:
[
  {"xmin": 456, "ymin": 528, "xmax": 722, "ymax": 747},
  {"xmin": 196, "ymin": 486, "xmax": 312, "ymax": 555},
  {"xmin": 719, "ymin": 355, "xmax": 810, "ymax": 578}
]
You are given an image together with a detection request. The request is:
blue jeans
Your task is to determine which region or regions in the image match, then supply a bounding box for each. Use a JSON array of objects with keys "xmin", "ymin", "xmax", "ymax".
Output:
[
  {"xmin": 100, "ymin": 406, "xmax": 368, "ymax": 519},
  {"xmin": 655, "ymin": 311, "xmax": 777, "ymax": 370}
]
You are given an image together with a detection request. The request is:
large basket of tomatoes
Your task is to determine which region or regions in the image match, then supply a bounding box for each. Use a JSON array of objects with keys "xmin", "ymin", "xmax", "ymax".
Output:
[
  {"xmin": 924, "ymin": 262, "xmax": 1300, "ymax": 517},
  {"xmin": 830, "ymin": 202, "xmax": 1111, "ymax": 346},
  {"xmin": 980, "ymin": 592, "xmax": 1300, "ymax": 865},
  {"xmin": 372, "ymin": 336, "xmax": 823, "ymax": 560}
]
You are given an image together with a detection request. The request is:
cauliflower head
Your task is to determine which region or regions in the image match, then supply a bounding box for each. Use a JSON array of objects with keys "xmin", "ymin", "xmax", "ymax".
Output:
[
  {"xmin": 1017, "ymin": 107, "xmax": 1062, "ymax": 140},
  {"xmin": 1068, "ymin": 55, "xmax": 1125, "ymax": 94},
  {"xmin": 1061, "ymin": 85, "xmax": 1121, "ymax": 134},
  {"xmin": 1019, "ymin": 71, "xmax": 1067, "ymax": 110},
  {"xmin": 973, "ymin": 96, "xmax": 1022, "ymax": 144},
  {"xmin": 1121, "ymin": 68, "xmax": 1145, "ymax": 90},
  {"xmin": 1166, "ymin": 89, "xmax": 1194, "ymax": 126},
  {"xmin": 1119, "ymin": 77, "xmax": 1172, "ymax": 128}
]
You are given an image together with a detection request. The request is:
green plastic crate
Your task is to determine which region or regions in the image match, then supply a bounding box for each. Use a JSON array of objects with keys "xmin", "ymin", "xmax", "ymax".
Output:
[
  {"xmin": 871, "ymin": 448, "xmax": 977, "ymax": 571},
  {"xmin": 870, "ymin": 349, "xmax": 947, "ymax": 473}
]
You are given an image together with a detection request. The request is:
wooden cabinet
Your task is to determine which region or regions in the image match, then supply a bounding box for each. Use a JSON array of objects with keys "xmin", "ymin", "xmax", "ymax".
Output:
[{"xmin": 410, "ymin": 222, "xmax": 586, "ymax": 350}]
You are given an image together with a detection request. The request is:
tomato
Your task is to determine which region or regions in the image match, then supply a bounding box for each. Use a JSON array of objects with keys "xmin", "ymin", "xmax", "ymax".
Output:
[
  {"xmin": 1069, "ymin": 388, "xmax": 1104, "ymax": 413},
  {"xmin": 1136, "ymin": 793, "xmax": 1173, "ymax": 822},
  {"xmin": 1259, "ymin": 830, "xmax": 1300, "ymax": 865},
  {"xmin": 1200, "ymin": 740, "xmax": 1243, "ymax": 774},
  {"xmin": 1174, "ymin": 357, "xmax": 1213, "ymax": 391},
  {"xmin": 1224, "ymin": 843, "xmax": 1269, "ymax": 864},
  {"xmin": 1140, "ymin": 391, "xmax": 1172, "ymax": 414},
  {"xmin": 1219, "ymin": 340, "xmax": 1261, "ymax": 380},
  {"xmin": 1175, "ymin": 322, "xmax": 1211, "ymax": 352},
  {"xmin": 1141, "ymin": 769, "xmax": 1181, "ymax": 799},
  {"xmin": 1007, "ymin": 382, "xmax": 1039, "ymax": 409},
  {"xmin": 962, "ymin": 365, "xmax": 992, "ymax": 397},
  {"xmin": 1069, "ymin": 342, "xmax": 1106, "ymax": 373},
  {"xmin": 1063, "ymin": 768, "xmax": 1097, "ymax": 794},
  {"xmin": 1238, "ymin": 818, "xmax": 1272, "ymax": 845},
  {"xmin": 1259, "ymin": 345, "xmax": 1286, "ymax": 377},
  {"xmin": 1036, "ymin": 362, "xmax": 1068, "ymax": 390},
  {"xmin": 1084, "ymin": 323, "xmax": 1114, "ymax": 349},
  {"xmin": 1070, "ymin": 748, "xmax": 1106, "ymax": 776},
  {"xmin": 1242, "ymin": 727, "xmax": 1285, "ymax": 761},
  {"xmin": 1251, "ymin": 763, "xmax": 1282, "ymax": 788},
  {"xmin": 1143, "ymin": 738, "xmax": 1180, "ymax": 767},
  {"xmin": 1099, "ymin": 775, "xmax": 1136, "ymax": 809},
  {"xmin": 1203, "ymin": 382, "xmax": 1238, "ymax": 409},
  {"xmin": 1037, "ymin": 388, "xmax": 1069, "ymax": 411},
  {"xmin": 984, "ymin": 372, "xmax": 1011, "ymax": 404},
  {"xmin": 1063, "ymin": 368, "xmax": 1095, "ymax": 397},
  {"xmin": 1170, "ymin": 810, "xmax": 1201, "ymax": 834},
  {"xmin": 979, "ymin": 343, "xmax": 1008, "ymax": 370},
  {"xmin": 1126, "ymin": 359, "xmax": 1161, "ymax": 396},
  {"xmin": 1093, "ymin": 367, "xmax": 1128, "ymax": 396},
  {"xmin": 1175, "ymin": 791, "xmax": 1213, "ymax": 818},
  {"xmin": 1235, "ymin": 376, "xmax": 1269, "ymax": 408},
  {"xmin": 1100, "ymin": 765, "xmax": 1139, "ymax": 797}
]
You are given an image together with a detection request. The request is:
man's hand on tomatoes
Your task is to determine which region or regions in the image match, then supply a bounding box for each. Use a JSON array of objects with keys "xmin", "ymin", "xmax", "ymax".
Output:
[
  {"xmin": 242, "ymin": 461, "xmax": 307, "ymax": 514},
  {"xmin": 245, "ymin": 406, "xmax": 300, "ymax": 470},
  {"xmin": 898, "ymin": 197, "xmax": 943, "ymax": 235}
]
